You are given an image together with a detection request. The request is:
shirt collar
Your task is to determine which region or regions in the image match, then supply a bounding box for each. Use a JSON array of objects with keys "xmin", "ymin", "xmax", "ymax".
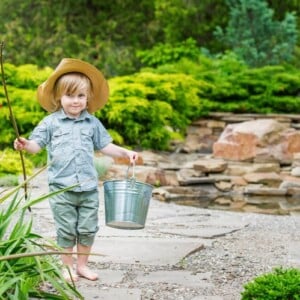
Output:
[{"xmin": 58, "ymin": 108, "xmax": 92, "ymax": 121}]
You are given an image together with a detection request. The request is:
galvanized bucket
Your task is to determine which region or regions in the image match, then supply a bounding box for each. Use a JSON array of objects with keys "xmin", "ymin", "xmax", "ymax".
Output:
[{"xmin": 103, "ymin": 164, "xmax": 153, "ymax": 230}]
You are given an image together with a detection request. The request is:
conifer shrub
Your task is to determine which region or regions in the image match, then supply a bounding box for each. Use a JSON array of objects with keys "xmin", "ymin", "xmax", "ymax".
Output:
[{"xmin": 241, "ymin": 267, "xmax": 300, "ymax": 300}]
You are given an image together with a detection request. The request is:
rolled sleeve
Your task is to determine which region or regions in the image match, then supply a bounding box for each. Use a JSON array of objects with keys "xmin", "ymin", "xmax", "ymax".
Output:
[{"xmin": 29, "ymin": 118, "xmax": 51, "ymax": 148}]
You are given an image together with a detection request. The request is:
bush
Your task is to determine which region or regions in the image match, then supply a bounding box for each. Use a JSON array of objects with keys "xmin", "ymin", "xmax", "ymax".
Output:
[
  {"xmin": 0, "ymin": 149, "xmax": 33, "ymax": 175},
  {"xmin": 137, "ymin": 38, "xmax": 201, "ymax": 68},
  {"xmin": 241, "ymin": 267, "xmax": 300, "ymax": 300},
  {"xmin": 4, "ymin": 55, "xmax": 300, "ymax": 155},
  {"xmin": 95, "ymin": 71, "xmax": 202, "ymax": 150}
]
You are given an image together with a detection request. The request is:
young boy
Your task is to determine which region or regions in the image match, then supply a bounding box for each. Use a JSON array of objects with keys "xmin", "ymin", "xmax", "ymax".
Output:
[{"xmin": 14, "ymin": 58, "xmax": 138, "ymax": 281}]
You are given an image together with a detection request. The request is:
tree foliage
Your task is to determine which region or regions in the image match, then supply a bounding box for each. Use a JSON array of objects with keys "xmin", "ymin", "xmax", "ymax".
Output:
[
  {"xmin": 0, "ymin": 0, "xmax": 299, "ymax": 74},
  {"xmin": 215, "ymin": 0, "xmax": 298, "ymax": 67}
]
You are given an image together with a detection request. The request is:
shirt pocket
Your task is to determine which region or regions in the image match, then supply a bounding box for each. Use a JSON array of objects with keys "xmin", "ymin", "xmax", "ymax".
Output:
[
  {"xmin": 80, "ymin": 128, "xmax": 94, "ymax": 151},
  {"xmin": 51, "ymin": 129, "xmax": 71, "ymax": 152}
]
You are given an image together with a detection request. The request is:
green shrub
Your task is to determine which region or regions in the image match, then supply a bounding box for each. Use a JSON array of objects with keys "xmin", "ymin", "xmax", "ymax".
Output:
[
  {"xmin": 0, "ymin": 149, "xmax": 33, "ymax": 175},
  {"xmin": 241, "ymin": 267, "xmax": 300, "ymax": 300},
  {"xmin": 137, "ymin": 38, "xmax": 201, "ymax": 68},
  {"xmin": 4, "ymin": 56, "xmax": 300, "ymax": 153},
  {"xmin": 96, "ymin": 71, "xmax": 201, "ymax": 150},
  {"xmin": 0, "ymin": 63, "xmax": 48, "ymax": 149}
]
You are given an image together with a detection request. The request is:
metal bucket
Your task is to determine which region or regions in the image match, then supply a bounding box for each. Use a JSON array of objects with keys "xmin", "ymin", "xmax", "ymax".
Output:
[{"xmin": 103, "ymin": 164, "xmax": 153, "ymax": 229}]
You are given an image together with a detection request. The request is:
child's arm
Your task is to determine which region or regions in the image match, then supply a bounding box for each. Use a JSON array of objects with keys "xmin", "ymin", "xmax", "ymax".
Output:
[
  {"xmin": 100, "ymin": 143, "xmax": 138, "ymax": 164},
  {"xmin": 14, "ymin": 137, "xmax": 41, "ymax": 154}
]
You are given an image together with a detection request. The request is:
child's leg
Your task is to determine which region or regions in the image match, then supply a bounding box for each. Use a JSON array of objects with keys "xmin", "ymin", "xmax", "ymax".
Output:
[
  {"xmin": 61, "ymin": 247, "xmax": 79, "ymax": 281},
  {"xmin": 61, "ymin": 247, "xmax": 74, "ymax": 268},
  {"xmin": 76, "ymin": 189, "xmax": 99, "ymax": 280},
  {"xmin": 49, "ymin": 188, "xmax": 80, "ymax": 282},
  {"xmin": 76, "ymin": 243, "xmax": 98, "ymax": 280}
]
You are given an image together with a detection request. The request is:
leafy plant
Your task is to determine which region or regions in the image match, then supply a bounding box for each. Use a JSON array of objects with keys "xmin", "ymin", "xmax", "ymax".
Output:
[
  {"xmin": 215, "ymin": 0, "xmax": 298, "ymax": 67},
  {"xmin": 0, "ymin": 149, "xmax": 33, "ymax": 175},
  {"xmin": 96, "ymin": 71, "xmax": 201, "ymax": 150},
  {"xmin": 241, "ymin": 267, "xmax": 300, "ymax": 300},
  {"xmin": 137, "ymin": 38, "xmax": 201, "ymax": 68},
  {"xmin": 0, "ymin": 168, "xmax": 84, "ymax": 299}
]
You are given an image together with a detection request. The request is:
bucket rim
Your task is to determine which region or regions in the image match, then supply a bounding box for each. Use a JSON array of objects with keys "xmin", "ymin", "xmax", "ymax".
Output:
[{"xmin": 103, "ymin": 179, "xmax": 154, "ymax": 189}]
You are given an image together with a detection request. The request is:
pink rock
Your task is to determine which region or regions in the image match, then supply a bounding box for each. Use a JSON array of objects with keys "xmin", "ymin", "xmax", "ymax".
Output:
[{"xmin": 213, "ymin": 119, "xmax": 300, "ymax": 163}]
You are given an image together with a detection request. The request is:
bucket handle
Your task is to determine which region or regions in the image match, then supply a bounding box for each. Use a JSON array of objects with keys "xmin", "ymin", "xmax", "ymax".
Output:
[{"xmin": 126, "ymin": 161, "xmax": 136, "ymax": 188}]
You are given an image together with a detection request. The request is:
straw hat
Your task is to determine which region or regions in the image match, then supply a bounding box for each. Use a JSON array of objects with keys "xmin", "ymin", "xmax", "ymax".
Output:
[{"xmin": 37, "ymin": 58, "xmax": 109, "ymax": 113}]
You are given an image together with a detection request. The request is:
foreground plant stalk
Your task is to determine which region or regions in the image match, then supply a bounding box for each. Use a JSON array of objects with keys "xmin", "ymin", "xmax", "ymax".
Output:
[{"xmin": 0, "ymin": 41, "xmax": 30, "ymax": 210}]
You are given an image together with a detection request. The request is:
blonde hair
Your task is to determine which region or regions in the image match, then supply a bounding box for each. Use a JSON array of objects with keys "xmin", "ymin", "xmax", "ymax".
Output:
[{"xmin": 52, "ymin": 72, "xmax": 93, "ymax": 111}]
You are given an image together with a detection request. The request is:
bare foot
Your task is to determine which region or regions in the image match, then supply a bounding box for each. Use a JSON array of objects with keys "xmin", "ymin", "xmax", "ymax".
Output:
[
  {"xmin": 63, "ymin": 268, "xmax": 79, "ymax": 282},
  {"xmin": 77, "ymin": 266, "xmax": 99, "ymax": 281}
]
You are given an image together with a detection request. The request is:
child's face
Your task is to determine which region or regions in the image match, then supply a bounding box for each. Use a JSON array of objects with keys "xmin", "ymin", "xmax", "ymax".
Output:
[{"xmin": 61, "ymin": 89, "xmax": 88, "ymax": 118}]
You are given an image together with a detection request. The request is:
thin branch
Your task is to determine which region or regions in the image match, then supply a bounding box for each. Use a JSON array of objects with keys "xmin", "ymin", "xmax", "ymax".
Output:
[{"xmin": 0, "ymin": 41, "xmax": 30, "ymax": 211}]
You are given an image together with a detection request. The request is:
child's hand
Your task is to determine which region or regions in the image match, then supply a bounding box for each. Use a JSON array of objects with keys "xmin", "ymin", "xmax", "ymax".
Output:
[
  {"xmin": 129, "ymin": 151, "xmax": 138, "ymax": 164},
  {"xmin": 14, "ymin": 137, "xmax": 28, "ymax": 151}
]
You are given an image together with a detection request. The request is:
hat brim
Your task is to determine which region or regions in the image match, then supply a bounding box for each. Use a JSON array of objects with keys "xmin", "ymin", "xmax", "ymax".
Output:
[{"xmin": 37, "ymin": 58, "xmax": 109, "ymax": 113}]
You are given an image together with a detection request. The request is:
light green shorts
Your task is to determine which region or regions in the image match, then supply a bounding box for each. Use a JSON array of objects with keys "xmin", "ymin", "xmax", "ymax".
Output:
[{"xmin": 49, "ymin": 186, "xmax": 99, "ymax": 248}]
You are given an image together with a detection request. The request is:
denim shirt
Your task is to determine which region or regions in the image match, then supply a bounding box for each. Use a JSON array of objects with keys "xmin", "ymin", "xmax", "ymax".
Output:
[{"xmin": 29, "ymin": 109, "xmax": 112, "ymax": 191}]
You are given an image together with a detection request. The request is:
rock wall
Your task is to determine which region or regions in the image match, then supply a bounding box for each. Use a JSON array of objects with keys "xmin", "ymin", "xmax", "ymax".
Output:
[{"xmin": 104, "ymin": 113, "xmax": 300, "ymax": 215}]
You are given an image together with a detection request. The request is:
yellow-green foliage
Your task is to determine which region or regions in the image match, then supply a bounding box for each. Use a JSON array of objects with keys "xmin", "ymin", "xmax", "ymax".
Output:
[
  {"xmin": 107, "ymin": 129, "xmax": 124, "ymax": 145},
  {"xmin": 3, "ymin": 54, "xmax": 300, "ymax": 152},
  {"xmin": 0, "ymin": 63, "xmax": 48, "ymax": 148},
  {"xmin": 155, "ymin": 53, "xmax": 300, "ymax": 114},
  {"xmin": 0, "ymin": 149, "xmax": 33, "ymax": 175},
  {"xmin": 95, "ymin": 71, "xmax": 201, "ymax": 149},
  {"xmin": 3, "ymin": 63, "xmax": 52, "ymax": 89}
]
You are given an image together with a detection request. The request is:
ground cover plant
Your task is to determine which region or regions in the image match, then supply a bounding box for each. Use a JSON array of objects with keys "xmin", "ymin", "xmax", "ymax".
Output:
[
  {"xmin": 0, "ymin": 168, "xmax": 83, "ymax": 299},
  {"xmin": 241, "ymin": 267, "xmax": 300, "ymax": 299}
]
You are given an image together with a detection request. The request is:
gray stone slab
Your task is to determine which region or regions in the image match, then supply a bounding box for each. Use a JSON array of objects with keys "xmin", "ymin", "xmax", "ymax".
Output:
[
  {"xmin": 135, "ymin": 270, "xmax": 212, "ymax": 288},
  {"xmin": 150, "ymin": 212, "xmax": 248, "ymax": 238},
  {"xmin": 98, "ymin": 222, "xmax": 154, "ymax": 238},
  {"xmin": 78, "ymin": 269, "xmax": 125, "ymax": 285},
  {"xmin": 159, "ymin": 227, "xmax": 241, "ymax": 238},
  {"xmin": 91, "ymin": 237, "xmax": 204, "ymax": 265},
  {"xmin": 151, "ymin": 213, "xmax": 248, "ymax": 228},
  {"xmin": 76, "ymin": 286, "xmax": 141, "ymax": 300}
]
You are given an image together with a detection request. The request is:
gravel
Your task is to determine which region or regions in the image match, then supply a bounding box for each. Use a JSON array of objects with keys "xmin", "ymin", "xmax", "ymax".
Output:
[
  {"xmin": 181, "ymin": 212, "xmax": 300, "ymax": 299},
  {"xmin": 73, "ymin": 211, "xmax": 300, "ymax": 300}
]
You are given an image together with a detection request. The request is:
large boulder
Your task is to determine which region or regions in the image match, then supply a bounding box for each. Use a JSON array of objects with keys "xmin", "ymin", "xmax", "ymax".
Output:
[{"xmin": 213, "ymin": 119, "xmax": 300, "ymax": 163}]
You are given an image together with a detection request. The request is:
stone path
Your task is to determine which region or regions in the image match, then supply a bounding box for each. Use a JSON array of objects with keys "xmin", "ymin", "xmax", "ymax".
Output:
[{"xmin": 21, "ymin": 169, "xmax": 300, "ymax": 299}]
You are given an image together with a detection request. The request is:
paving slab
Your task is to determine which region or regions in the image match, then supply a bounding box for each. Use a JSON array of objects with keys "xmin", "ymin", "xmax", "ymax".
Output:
[
  {"xmin": 150, "ymin": 214, "xmax": 249, "ymax": 228},
  {"xmin": 91, "ymin": 236, "xmax": 204, "ymax": 265},
  {"xmin": 76, "ymin": 286, "xmax": 141, "ymax": 300},
  {"xmin": 78, "ymin": 269, "xmax": 125, "ymax": 285},
  {"xmin": 135, "ymin": 270, "xmax": 212, "ymax": 288},
  {"xmin": 158, "ymin": 227, "xmax": 241, "ymax": 238}
]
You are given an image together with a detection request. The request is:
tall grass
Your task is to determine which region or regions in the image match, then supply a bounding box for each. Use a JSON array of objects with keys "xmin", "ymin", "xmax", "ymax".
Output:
[{"xmin": 0, "ymin": 168, "xmax": 83, "ymax": 299}]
